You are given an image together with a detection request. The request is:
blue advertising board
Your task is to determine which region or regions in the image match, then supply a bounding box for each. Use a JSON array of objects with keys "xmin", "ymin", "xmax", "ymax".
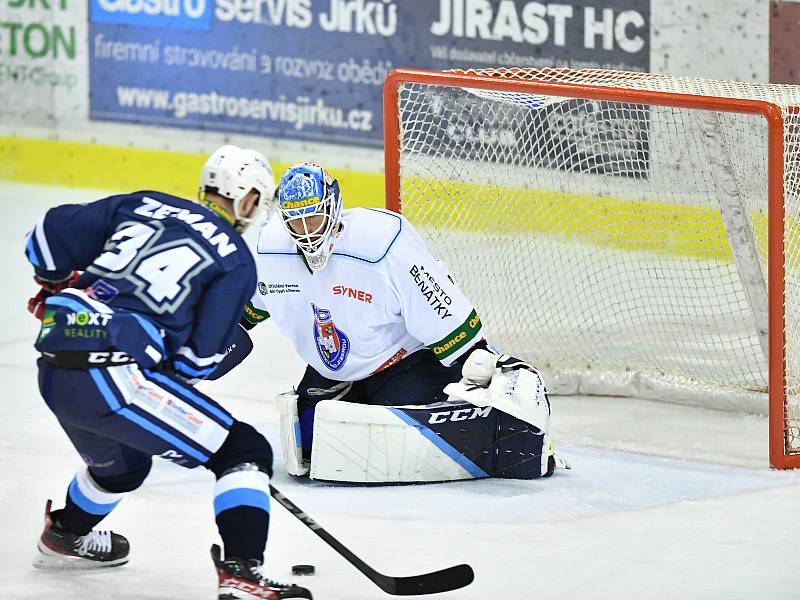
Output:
[{"xmin": 89, "ymin": 0, "xmax": 650, "ymax": 148}]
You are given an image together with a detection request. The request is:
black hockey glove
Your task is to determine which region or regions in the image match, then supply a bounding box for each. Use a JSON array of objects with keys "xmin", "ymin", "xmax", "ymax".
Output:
[{"xmin": 205, "ymin": 324, "xmax": 254, "ymax": 381}]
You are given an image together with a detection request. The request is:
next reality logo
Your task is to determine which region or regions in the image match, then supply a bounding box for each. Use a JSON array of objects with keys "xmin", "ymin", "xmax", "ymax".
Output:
[{"xmin": 91, "ymin": 0, "xmax": 212, "ymax": 30}]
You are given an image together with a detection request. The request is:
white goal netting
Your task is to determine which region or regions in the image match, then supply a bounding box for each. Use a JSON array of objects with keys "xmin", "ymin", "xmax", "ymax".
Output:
[{"xmin": 389, "ymin": 68, "xmax": 800, "ymax": 460}]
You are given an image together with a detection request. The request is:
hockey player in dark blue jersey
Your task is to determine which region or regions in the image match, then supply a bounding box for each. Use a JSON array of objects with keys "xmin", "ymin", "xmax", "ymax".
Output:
[{"xmin": 24, "ymin": 145, "xmax": 312, "ymax": 600}]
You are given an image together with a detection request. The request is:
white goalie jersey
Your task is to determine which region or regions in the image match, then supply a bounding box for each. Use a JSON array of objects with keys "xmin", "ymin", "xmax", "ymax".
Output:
[{"xmin": 244, "ymin": 208, "xmax": 484, "ymax": 381}]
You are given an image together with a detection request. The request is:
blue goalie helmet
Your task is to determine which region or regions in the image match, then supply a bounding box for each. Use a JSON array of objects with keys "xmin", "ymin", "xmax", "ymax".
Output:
[{"xmin": 278, "ymin": 162, "xmax": 343, "ymax": 270}]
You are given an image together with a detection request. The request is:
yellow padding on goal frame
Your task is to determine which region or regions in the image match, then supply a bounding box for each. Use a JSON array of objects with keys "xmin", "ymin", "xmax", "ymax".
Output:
[
  {"xmin": 0, "ymin": 137, "xmax": 386, "ymax": 209},
  {"xmin": 402, "ymin": 177, "xmax": 774, "ymax": 264}
]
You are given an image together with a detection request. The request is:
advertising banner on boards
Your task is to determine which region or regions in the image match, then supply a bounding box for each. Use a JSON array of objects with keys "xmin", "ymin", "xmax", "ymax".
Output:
[
  {"xmin": 0, "ymin": 2, "xmax": 85, "ymax": 125},
  {"xmin": 419, "ymin": 87, "xmax": 651, "ymax": 178},
  {"xmin": 88, "ymin": 0, "xmax": 650, "ymax": 149}
]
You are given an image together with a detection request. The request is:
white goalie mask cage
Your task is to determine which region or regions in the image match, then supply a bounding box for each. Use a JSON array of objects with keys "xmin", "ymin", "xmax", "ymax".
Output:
[
  {"xmin": 278, "ymin": 163, "xmax": 343, "ymax": 270},
  {"xmin": 199, "ymin": 145, "xmax": 276, "ymax": 233}
]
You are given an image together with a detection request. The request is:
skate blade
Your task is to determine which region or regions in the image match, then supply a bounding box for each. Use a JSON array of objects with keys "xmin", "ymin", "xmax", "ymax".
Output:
[
  {"xmin": 34, "ymin": 541, "xmax": 128, "ymax": 570},
  {"xmin": 219, "ymin": 590, "xmax": 310, "ymax": 600},
  {"xmin": 218, "ymin": 589, "xmax": 272, "ymax": 600}
]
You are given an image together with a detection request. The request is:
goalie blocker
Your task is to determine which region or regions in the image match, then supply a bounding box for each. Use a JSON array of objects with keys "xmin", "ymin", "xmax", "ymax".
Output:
[{"xmin": 276, "ymin": 349, "xmax": 555, "ymax": 483}]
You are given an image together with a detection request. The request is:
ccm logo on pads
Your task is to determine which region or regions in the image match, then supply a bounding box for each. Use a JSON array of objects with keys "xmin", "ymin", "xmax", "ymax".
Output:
[
  {"xmin": 428, "ymin": 406, "xmax": 492, "ymax": 424},
  {"xmin": 332, "ymin": 285, "xmax": 373, "ymax": 304}
]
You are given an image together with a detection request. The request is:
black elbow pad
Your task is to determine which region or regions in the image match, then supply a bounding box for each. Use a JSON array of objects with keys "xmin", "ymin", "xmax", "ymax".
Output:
[{"xmin": 207, "ymin": 324, "xmax": 254, "ymax": 380}]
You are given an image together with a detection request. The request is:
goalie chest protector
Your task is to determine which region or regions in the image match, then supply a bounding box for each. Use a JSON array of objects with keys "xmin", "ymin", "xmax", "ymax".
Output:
[{"xmin": 252, "ymin": 208, "xmax": 483, "ymax": 380}]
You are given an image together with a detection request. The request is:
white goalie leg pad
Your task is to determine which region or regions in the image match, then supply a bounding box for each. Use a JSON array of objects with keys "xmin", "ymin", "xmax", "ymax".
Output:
[
  {"xmin": 444, "ymin": 369, "xmax": 550, "ymax": 433},
  {"xmin": 274, "ymin": 391, "xmax": 308, "ymax": 476},
  {"xmin": 309, "ymin": 400, "xmax": 480, "ymax": 483}
]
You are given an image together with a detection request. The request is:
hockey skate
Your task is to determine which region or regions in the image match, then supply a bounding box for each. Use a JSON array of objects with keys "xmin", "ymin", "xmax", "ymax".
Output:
[
  {"xmin": 212, "ymin": 545, "xmax": 312, "ymax": 600},
  {"xmin": 33, "ymin": 499, "xmax": 129, "ymax": 570}
]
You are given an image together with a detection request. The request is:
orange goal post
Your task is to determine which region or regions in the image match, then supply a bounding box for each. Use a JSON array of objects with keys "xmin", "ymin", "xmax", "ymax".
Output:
[{"xmin": 383, "ymin": 67, "xmax": 800, "ymax": 469}]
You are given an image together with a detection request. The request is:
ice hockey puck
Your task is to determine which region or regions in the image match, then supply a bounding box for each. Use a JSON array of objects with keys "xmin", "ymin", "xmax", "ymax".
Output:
[{"xmin": 292, "ymin": 564, "xmax": 315, "ymax": 576}]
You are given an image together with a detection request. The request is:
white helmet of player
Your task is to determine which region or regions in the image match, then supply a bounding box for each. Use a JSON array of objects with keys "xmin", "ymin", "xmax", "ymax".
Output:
[
  {"xmin": 199, "ymin": 145, "xmax": 276, "ymax": 233},
  {"xmin": 278, "ymin": 163, "xmax": 343, "ymax": 271}
]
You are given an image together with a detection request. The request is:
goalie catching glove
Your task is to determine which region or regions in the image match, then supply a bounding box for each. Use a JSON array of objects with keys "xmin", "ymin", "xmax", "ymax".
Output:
[{"xmin": 444, "ymin": 349, "xmax": 550, "ymax": 433}]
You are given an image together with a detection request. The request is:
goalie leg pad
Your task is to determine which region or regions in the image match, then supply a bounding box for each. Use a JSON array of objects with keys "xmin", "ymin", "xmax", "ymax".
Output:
[
  {"xmin": 494, "ymin": 411, "xmax": 550, "ymax": 480},
  {"xmin": 310, "ymin": 400, "xmax": 489, "ymax": 483},
  {"xmin": 274, "ymin": 392, "xmax": 308, "ymax": 476},
  {"xmin": 309, "ymin": 400, "xmax": 550, "ymax": 483}
]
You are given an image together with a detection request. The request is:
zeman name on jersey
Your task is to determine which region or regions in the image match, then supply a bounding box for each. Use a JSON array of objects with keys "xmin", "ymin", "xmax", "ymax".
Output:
[
  {"xmin": 409, "ymin": 264, "xmax": 453, "ymax": 320},
  {"xmin": 133, "ymin": 196, "xmax": 239, "ymax": 258}
]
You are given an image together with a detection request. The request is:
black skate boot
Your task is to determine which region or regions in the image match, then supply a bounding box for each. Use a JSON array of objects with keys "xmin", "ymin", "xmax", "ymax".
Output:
[
  {"xmin": 212, "ymin": 545, "xmax": 312, "ymax": 600},
  {"xmin": 34, "ymin": 499, "xmax": 129, "ymax": 570}
]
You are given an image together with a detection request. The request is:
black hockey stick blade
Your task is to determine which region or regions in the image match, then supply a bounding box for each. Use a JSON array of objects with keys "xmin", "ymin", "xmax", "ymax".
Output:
[
  {"xmin": 269, "ymin": 485, "xmax": 474, "ymax": 595},
  {"xmin": 381, "ymin": 563, "xmax": 475, "ymax": 596}
]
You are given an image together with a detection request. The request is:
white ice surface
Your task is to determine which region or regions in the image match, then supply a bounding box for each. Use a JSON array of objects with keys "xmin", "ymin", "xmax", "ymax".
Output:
[{"xmin": 1, "ymin": 182, "xmax": 800, "ymax": 599}]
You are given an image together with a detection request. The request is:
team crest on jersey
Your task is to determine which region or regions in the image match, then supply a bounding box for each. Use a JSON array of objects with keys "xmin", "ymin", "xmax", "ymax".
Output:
[
  {"xmin": 312, "ymin": 303, "xmax": 350, "ymax": 371},
  {"xmin": 86, "ymin": 279, "xmax": 119, "ymax": 303}
]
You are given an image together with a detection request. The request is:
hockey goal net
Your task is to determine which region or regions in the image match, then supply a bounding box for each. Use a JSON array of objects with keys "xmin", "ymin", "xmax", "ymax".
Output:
[{"xmin": 383, "ymin": 67, "xmax": 800, "ymax": 469}]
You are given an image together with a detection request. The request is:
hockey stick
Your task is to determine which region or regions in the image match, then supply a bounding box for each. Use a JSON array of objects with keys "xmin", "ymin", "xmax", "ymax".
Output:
[{"xmin": 269, "ymin": 485, "xmax": 474, "ymax": 596}]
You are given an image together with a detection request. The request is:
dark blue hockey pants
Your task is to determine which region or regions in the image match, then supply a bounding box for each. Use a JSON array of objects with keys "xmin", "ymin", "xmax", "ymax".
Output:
[{"xmin": 37, "ymin": 359, "xmax": 274, "ymax": 559}]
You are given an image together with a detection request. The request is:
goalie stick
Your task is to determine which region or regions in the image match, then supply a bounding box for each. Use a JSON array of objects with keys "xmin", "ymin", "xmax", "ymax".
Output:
[{"xmin": 269, "ymin": 485, "xmax": 474, "ymax": 595}]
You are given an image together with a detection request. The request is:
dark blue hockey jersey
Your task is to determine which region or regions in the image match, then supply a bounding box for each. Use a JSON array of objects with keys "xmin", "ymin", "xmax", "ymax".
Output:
[{"xmin": 24, "ymin": 191, "xmax": 255, "ymax": 379}]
